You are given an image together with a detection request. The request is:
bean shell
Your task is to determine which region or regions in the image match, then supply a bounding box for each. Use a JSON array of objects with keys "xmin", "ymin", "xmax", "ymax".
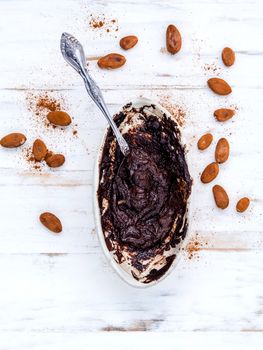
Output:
[
  {"xmin": 207, "ymin": 78, "xmax": 232, "ymax": 95},
  {"xmin": 120, "ymin": 35, "xmax": 138, "ymax": 50},
  {"xmin": 222, "ymin": 47, "xmax": 235, "ymax": 67},
  {"xmin": 197, "ymin": 133, "xmax": 213, "ymax": 150},
  {"xmin": 201, "ymin": 162, "xmax": 219, "ymax": 183},
  {"xmin": 166, "ymin": 24, "xmax": 182, "ymax": 54},
  {"xmin": 214, "ymin": 108, "xmax": 235, "ymax": 122},
  {"xmin": 236, "ymin": 197, "xmax": 250, "ymax": 213},
  {"xmin": 0, "ymin": 133, "xmax": 26, "ymax": 148},
  {"xmin": 47, "ymin": 111, "xmax": 72, "ymax": 126},
  {"xmin": 98, "ymin": 53, "xmax": 126, "ymax": 69},
  {"xmin": 32, "ymin": 139, "xmax": 47, "ymax": 161},
  {"xmin": 40, "ymin": 212, "xmax": 62, "ymax": 233},
  {"xmin": 45, "ymin": 154, "xmax": 65, "ymax": 168},
  {"xmin": 213, "ymin": 185, "xmax": 229, "ymax": 209},
  {"xmin": 215, "ymin": 138, "xmax": 229, "ymax": 163}
]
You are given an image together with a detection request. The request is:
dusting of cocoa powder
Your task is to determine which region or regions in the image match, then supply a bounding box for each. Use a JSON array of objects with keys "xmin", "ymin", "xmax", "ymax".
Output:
[
  {"xmin": 22, "ymin": 147, "xmax": 44, "ymax": 172},
  {"xmin": 158, "ymin": 95, "xmax": 186, "ymax": 127},
  {"xmin": 89, "ymin": 14, "xmax": 118, "ymax": 34},
  {"xmin": 203, "ymin": 62, "xmax": 222, "ymax": 76},
  {"xmin": 185, "ymin": 234, "xmax": 208, "ymax": 260},
  {"xmin": 160, "ymin": 47, "xmax": 167, "ymax": 54},
  {"xmin": 186, "ymin": 240, "xmax": 201, "ymax": 260},
  {"xmin": 26, "ymin": 92, "xmax": 64, "ymax": 129},
  {"xmin": 71, "ymin": 123, "xmax": 78, "ymax": 137},
  {"xmin": 90, "ymin": 20, "xmax": 104, "ymax": 29},
  {"xmin": 36, "ymin": 96, "xmax": 61, "ymax": 112},
  {"xmin": 229, "ymin": 104, "xmax": 239, "ymax": 113}
]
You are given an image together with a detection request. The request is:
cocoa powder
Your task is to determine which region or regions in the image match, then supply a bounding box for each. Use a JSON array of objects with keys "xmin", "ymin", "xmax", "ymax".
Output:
[
  {"xmin": 36, "ymin": 96, "xmax": 61, "ymax": 112},
  {"xmin": 185, "ymin": 234, "xmax": 208, "ymax": 260},
  {"xmin": 25, "ymin": 92, "xmax": 78, "ymax": 138},
  {"xmin": 89, "ymin": 14, "xmax": 118, "ymax": 33},
  {"xmin": 203, "ymin": 63, "xmax": 222, "ymax": 76},
  {"xmin": 158, "ymin": 95, "xmax": 186, "ymax": 127},
  {"xmin": 22, "ymin": 147, "xmax": 43, "ymax": 172},
  {"xmin": 26, "ymin": 92, "xmax": 63, "ymax": 129}
]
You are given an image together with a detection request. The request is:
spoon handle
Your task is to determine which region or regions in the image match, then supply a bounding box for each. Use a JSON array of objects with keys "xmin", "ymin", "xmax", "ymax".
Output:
[
  {"xmin": 79, "ymin": 68, "xmax": 129, "ymax": 156},
  {"xmin": 60, "ymin": 32, "xmax": 129, "ymax": 156}
]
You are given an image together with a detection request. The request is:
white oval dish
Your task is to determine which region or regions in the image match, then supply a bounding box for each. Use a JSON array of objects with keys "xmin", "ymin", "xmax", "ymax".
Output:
[{"xmin": 93, "ymin": 97, "xmax": 193, "ymax": 288}]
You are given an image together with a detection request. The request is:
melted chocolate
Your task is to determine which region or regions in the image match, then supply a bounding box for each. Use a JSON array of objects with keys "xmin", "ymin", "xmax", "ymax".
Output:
[{"xmin": 98, "ymin": 105, "xmax": 192, "ymax": 283}]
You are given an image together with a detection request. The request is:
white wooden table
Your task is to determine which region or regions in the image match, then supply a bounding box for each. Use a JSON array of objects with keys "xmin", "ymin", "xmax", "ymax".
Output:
[{"xmin": 0, "ymin": 0, "xmax": 263, "ymax": 348}]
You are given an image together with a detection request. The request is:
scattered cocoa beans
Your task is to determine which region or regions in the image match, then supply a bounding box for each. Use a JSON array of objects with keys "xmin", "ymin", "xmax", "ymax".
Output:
[
  {"xmin": 45, "ymin": 153, "xmax": 65, "ymax": 168},
  {"xmin": 98, "ymin": 53, "xmax": 126, "ymax": 69},
  {"xmin": 214, "ymin": 108, "xmax": 235, "ymax": 122},
  {"xmin": 197, "ymin": 133, "xmax": 213, "ymax": 150},
  {"xmin": 166, "ymin": 24, "xmax": 182, "ymax": 54},
  {"xmin": 207, "ymin": 78, "xmax": 232, "ymax": 95},
  {"xmin": 201, "ymin": 162, "xmax": 219, "ymax": 183},
  {"xmin": 236, "ymin": 197, "xmax": 250, "ymax": 213},
  {"xmin": 222, "ymin": 47, "xmax": 235, "ymax": 67},
  {"xmin": 32, "ymin": 139, "xmax": 47, "ymax": 161},
  {"xmin": 47, "ymin": 111, "xmax": 72, "ymax": 126},
  {"xmin": 215, "ymin": 138, "xmax": 230, "ymax": 164},
  {"xmin": 212, "ymin": 185, "xmax": 229, "ymax": 209},
  {"xmin": 120, "ymin": 35, "xmax": 138, "ymax": 50},
  {"xmin": 0, "ymin": 133, "xmax": 26, "ymax": 148},
  {"xmin": 39, "ymin": 212, "xmax": 62, "ymax": 233}
]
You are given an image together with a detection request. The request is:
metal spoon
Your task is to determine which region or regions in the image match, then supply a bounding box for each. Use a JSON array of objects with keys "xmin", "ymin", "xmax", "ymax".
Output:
[{"xmin": 60, "ymin": 32, "xmax": 130, "ymax": 156}]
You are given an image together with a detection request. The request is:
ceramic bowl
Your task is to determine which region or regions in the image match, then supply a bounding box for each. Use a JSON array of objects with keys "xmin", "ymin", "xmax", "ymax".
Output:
[{"xmin": 93, "ymin": 97, "xmax": 193, "ymax": 287}]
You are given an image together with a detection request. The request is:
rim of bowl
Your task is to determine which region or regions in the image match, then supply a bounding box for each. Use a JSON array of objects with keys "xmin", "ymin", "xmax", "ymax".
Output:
[{"xmin": 93, "ymin": 97, "xmax": 193, "ymax": 288}]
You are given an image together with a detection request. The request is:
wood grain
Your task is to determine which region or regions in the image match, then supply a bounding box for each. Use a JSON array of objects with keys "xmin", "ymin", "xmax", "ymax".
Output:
[{"xmin": 0, "ymin": 0, "xmax": 263, "ymax": 345}]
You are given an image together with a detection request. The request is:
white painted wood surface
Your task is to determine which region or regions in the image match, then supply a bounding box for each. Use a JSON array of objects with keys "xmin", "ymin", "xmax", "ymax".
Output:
[{"xmin": 0, "ymin": 0, "xmax": 263, "ymax": 348}]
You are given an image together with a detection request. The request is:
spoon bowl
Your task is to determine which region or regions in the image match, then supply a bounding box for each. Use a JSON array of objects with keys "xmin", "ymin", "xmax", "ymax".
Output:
[{"xmin": 60, "ymin": 32, "xmax": 86, "ymax": 74}]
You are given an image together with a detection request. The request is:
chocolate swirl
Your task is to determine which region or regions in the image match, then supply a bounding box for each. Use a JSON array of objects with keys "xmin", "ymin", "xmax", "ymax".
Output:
[{"xmin": 98, "ymin": 104, "xmax": 192, "ymax": 282}]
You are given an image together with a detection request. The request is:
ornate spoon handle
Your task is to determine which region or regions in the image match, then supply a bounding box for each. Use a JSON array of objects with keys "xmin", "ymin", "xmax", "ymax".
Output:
[{"xmin": 60, "ymin": 32, "xmax": 129, "ymax": 156}]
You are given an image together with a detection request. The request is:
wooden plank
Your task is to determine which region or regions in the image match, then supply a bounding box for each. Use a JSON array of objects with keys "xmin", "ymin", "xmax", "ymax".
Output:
[
  {"xmin": 0, "ymin": 0, "xmax": 262, "ymax": 340},
  {"xmin": 0, "ymin": 251, "xmax": 262, "ymax": 332},
  {"xmin": 1, "ymin": 332, "xmax": 263, "ymax": 350},
  {"xmin": 0, "ymin": 87, "xmax": 262, "ymax": 252},
  {"xmin": 0, "ymin": 0, "xmax": 262, "ymax": 89}
]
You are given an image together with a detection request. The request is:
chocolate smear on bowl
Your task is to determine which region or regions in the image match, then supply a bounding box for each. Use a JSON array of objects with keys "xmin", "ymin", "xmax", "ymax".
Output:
[{"xmin": 98, "ymin": 103, "xmax": 192, "ymax": 283}]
